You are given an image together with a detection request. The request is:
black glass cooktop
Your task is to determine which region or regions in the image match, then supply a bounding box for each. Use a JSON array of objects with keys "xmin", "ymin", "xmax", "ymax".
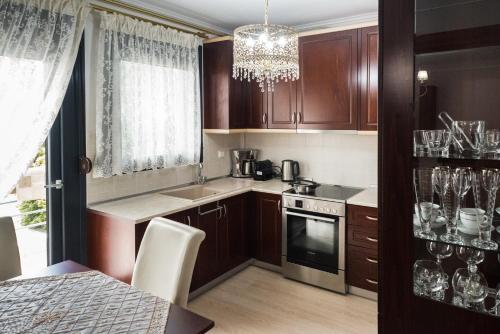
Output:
[{"xmin": 284, "ymin": 184, "xmax": 364, "ymax": 201}]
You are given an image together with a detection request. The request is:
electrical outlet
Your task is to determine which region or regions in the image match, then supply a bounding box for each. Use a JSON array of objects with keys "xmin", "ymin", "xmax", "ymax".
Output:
[{"xmin": 217, "ymin": 150, "xmax": 225, "ymax": 159}]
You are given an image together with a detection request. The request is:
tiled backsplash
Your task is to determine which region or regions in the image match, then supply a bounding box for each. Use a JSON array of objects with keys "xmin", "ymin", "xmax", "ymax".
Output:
[
  {"xmin": 244, "ymin": 133, "xmax": 378, "ymax": 188},
  {"xmin": 86, "ymin": 134, "xmax": 242, "ymax": 203}
]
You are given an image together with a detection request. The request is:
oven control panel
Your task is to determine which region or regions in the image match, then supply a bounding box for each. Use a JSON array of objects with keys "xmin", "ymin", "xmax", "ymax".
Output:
[{"xmin": 282, "ymin": 195, "xmax": 345, "ymax": 217}]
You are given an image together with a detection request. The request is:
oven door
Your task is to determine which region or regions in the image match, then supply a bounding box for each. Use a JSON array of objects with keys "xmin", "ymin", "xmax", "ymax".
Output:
[{"xmin": 284, "ymin": 209, "xmax": 345, "ymax": 274}]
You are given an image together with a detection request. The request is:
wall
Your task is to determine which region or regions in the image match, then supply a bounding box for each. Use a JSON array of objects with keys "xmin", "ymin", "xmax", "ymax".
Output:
[
  {"xmin": 244, "ymin": 133, "xmax": 378, "ymax": 188},
  {"xmin": 86, "ymin": 133, "xmax": 242, "ymax": 203}
]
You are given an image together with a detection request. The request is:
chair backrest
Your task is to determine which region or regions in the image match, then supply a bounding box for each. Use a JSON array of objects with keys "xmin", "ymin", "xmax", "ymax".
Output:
[
  {"xmin": 0, "ymin": 217, "xmax": 22, "ymax": 281},
  {"xmin": 131, "ymin": 217, "xmax": 205, "ymax": 307}
]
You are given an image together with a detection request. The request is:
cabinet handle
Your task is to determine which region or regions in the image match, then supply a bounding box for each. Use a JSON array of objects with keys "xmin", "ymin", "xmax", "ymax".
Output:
[
  {"xmin": 365, "ymin": 215, "xmax": 378, "ymax": 221},
  {"xmin": 187, "ymin": 215, "xmax": 191, "ymax": 226},
  {"xmin": 198, "ymin": 205, "xmax": 223, "ymax": 216},
  {"xmin": 365, "ymin": 279, "xmax": 378, "ymax": 285},
  {"xmin": 365, "ymin": 257, "xmax": 378, "ymax": 264},
  {"xmin": 262, "ymin": 113, "xmax": 268, "ymax": 124},
  {"xmin": 298, "ymin": 112, "xmax": 303, "ymax": 123},
  {"xmin": 366, "ymin": 237, "xmax": 378, "ymax": 243},
  {"xmin": 277, "ymin": 200, "xmax": 281, "ymax": 213},
  {"xmin": 292, "ymin": 112, "xmax": 296, "ymax": 124},
  {"xmin": 223, "ymin": 204, "xmax": 227, "ymax": 218}
]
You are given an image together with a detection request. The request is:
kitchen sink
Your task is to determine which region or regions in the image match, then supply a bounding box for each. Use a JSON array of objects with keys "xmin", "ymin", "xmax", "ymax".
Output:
[{"xmin": 160, "ymin": 186, "xmax": 221, "ymax": 201}]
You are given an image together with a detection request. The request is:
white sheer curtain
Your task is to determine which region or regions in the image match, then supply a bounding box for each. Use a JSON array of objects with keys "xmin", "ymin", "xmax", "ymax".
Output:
[
  {"xmin": 0, "ymin": 0, "xmax": 89, "ymax": 199},
  {"xmin": 93, "ymin": 12, "xmax": 202, "ymax": 178}
]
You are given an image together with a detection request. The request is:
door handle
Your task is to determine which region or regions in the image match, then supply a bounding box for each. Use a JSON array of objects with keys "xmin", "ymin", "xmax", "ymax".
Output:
[
  {"xmin": 365, "ymin": 216, "xmax": 378, "ymax": 221},
  {"xmin": 45, "ymin": 179, "xmax": 63, "ymax": 190},
  {"xmin": 366, "ymin": 257, "xmax": 378, "ymax": 264},
  {"xmin": 366, "ymin": 236, "xmax": 378, "ymax": 243},
  {"xmin": 366, "ymin": 278, "xmax": 378, "ymax": 285}
]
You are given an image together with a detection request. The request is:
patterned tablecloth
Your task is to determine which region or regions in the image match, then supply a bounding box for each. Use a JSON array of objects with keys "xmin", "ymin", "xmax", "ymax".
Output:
[{"xmin": 0, "ymin": 271, "xmax": 170, "ymax": 333}]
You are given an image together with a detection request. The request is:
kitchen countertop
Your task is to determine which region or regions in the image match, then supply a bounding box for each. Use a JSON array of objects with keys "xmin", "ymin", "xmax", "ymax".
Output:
[
  {"xmin": 346, "ymin": 187, "xmax": 378, "ymax": 208},
  {"xmin": 88, "ymin": 178, "xmax": 292, "ymax": 224}
]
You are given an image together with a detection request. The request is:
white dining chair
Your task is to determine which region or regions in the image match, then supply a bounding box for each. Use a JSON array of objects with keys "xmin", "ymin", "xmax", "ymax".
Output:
[
  {"xmin": 131, "ymin": 217, "xmax": 205, "ymax": 307},
  {"xmin": 0, "ymin": 217, "xmax": 22, "ymax": 281}
]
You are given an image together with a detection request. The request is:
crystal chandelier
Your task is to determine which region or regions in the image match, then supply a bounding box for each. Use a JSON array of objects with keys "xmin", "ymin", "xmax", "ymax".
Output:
[{"xmin": 233, "ymin": 0, "xmax": 299, "ymax": 92}]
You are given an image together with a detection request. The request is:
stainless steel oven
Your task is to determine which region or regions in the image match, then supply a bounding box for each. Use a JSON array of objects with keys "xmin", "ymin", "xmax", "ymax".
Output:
[{"xmin": 282, "ymin": 193, "xmax": 347, "ymax": 293}]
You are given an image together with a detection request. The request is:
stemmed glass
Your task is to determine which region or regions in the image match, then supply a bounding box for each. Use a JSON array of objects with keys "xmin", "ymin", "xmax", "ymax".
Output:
[
  {"xmin": 442, "ymin": 167, "xmax": 472, "ymax": 244},
  {"xmin": 452, "ymin": 246, "xmax": 488, "ymax": 311},
  {"xmin": 432, "ymin": 166, "xmax": 451, "ymax": 220},
  {"xmin": 414, "ymin": 168, "xmax": 437, "ymax": 240},
  {"xmin": 471, "ymin": 169, "xmax": 500, "ymax": 251},
  {"xmin": 427, "ymin": 241, "xmax": 454, "ymax": 267}
]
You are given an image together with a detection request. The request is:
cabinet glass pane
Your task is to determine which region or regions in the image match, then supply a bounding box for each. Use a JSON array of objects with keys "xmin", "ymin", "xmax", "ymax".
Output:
[{"xmin": 415, "ymin": 0, "xmax": 500, "ymax": 36}]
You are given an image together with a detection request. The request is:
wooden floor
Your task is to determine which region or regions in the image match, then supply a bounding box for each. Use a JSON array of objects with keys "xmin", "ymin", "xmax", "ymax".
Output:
[{"xmin": 188, "ymin": 266, "xmax": 377, "ymax": 334}]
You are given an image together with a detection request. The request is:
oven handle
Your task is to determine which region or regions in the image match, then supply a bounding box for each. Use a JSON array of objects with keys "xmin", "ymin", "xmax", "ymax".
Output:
[{"xmin": 285, "ymin": 211, "xmax": 338, "ymax": 223}]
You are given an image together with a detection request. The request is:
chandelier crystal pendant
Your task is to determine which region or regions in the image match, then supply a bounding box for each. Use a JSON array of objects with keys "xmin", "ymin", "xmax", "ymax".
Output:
[{"xmin": 233, "ymin": 0, "xmax": 299, "ymax": 92}]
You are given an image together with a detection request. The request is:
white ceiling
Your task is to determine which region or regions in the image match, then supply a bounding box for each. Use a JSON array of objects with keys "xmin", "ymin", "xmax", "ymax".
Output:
[{"xmin": 134, "ymin": 0, "xmax": 378, "ymax": 34}]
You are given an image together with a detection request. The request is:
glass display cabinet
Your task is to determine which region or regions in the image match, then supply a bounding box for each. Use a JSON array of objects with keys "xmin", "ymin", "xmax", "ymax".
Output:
[{"xmin": 380, "ymin": 0, "xmax": 500, "ymax": 332}]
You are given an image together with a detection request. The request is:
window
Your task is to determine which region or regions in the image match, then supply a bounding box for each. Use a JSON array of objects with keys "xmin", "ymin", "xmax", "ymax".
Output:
[{"xmin": 93, "ymin": 12, "xmax": 202, "ymax": 178}]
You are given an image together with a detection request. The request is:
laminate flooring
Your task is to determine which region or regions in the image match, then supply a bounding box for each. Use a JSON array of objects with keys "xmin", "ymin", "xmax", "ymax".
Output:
[{"xmin": 188, "ymin": 266, "xmax": 377, "ymax": 334}]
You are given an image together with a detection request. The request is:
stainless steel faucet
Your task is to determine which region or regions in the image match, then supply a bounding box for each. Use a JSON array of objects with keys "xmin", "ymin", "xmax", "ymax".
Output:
[{"xmin": 197, "ymin": 163, "xmax": 207, "ymax": 185}]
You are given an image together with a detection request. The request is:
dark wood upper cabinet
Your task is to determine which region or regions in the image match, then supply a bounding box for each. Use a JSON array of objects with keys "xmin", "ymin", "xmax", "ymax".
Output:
[
  {"xmin": 297, "ymin": 29, "xmax": 359, "ymax": 130},
  {"xmin": 358, "ymin": 26, "xmax": 379, "ymax": 131},
  {"xmin": 268, "ymin": 81, "xmax": 297, "ymax": 129},
  {"xmin": 203, "ymin": 39, "xmax": 246, "ymax": 130},
  {"xmin": 247, "ymin": 81, "xmax": 267, "ymax": 129}
]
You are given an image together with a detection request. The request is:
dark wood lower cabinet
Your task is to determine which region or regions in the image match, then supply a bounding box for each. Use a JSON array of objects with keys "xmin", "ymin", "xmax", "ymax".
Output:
[
  {"xmin": 347, "ymin": 204, "xmax": 379, "ymax": 292},
  {"xmin": 249, "ymin": 192, "xmax": 282, "ymax": 266}
]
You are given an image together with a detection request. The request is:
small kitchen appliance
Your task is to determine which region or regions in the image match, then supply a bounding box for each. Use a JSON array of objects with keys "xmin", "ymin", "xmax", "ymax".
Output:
[
  {"xmin": 282, "ymin": 184, "xmax": 363, "ymax": 293},
  {"xmin": 254, "ymin": 160, "xmax": 274, "ymax": 181},
  {"xmin": 281, "ymin": 160, "xmax": 300, "ymax": 182},
  {"xmin": 230, "ymin": 149, "xmax": 258, "ymax": 178}
]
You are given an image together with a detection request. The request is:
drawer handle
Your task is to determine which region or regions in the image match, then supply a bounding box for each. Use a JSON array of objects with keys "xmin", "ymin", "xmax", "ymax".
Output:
[
  {"xmin": 366, "ymin": 237, "xmax": 378, "ymax": 243},
  {"xmin": 366, "ymin": 279, "xmax": 378, "ymax": 285},
  {"xmin": 365, "ymin": 215, "xmax": 378, "ymax": 221},
  {"xmin": 365, "ymin": 257, "xmax": 378, "ymax": 264}
]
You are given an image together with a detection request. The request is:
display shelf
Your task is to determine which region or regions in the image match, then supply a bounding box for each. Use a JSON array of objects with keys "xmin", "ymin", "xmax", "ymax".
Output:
[
  {"xmin": 413, "ymin": 215, "xmax": 500, "ymax": 254},
  {"xmin": 415, "ymin": 24, "xmax": 500, "ymax": 55},
  {"xmin": 414, "ymin": 285, "xmax": 499, "ymax": 319},
  {"xmin": 413, "ymin": 156, "xmax": 500, "ymax": 169}
]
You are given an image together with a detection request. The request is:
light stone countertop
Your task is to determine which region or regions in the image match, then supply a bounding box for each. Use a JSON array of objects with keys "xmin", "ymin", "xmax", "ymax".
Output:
[
  {"xmin": 346, "ymin": 187, "xmax": 378, "ymax": 208},
  {"xmin": 88, "ymin": 178, "xmax": 293, "ymax": 224}
]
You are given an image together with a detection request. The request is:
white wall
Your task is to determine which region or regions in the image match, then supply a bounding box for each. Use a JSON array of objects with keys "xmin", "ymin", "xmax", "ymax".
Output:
[
  {"xmin": 86, "ymin": 133, "xmax": 242, "ymax": 203},
  {"xmin": 244, "ymin": 133, "xmax": 378, "ymax": 188}
]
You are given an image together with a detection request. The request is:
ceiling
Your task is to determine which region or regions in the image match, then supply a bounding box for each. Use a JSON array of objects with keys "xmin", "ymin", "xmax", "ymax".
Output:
[{"xmin": 135, "ymin": 0, "xmax": 378, "ymax": 34}]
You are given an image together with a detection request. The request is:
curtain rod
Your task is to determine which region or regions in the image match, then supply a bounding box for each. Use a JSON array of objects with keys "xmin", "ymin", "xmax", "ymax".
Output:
[{"xmin": 90, "ymin": 0, "xmax": 226, "ymax": 38}]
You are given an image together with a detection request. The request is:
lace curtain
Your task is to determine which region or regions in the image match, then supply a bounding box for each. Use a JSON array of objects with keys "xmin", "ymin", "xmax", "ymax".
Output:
[
  {"xmin": 93, "ymin": 12, "xmax": 202, "ymax": 178},
  {"xmin": 0, "ymin": 0, "xmax": 89, "ymax": 199}
]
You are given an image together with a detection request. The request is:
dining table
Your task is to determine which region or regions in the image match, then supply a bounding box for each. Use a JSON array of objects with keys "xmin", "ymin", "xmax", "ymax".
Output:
[{"xmin": 7, "ymin": 260, "xmax": 214, "ymax": 334}]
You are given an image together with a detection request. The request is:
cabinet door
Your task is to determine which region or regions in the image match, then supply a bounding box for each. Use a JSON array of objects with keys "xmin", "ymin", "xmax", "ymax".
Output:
[
  {"xmin": 221, "ymin": 194, "xmax": 248, "ymax": 270},
  {"xmin": 268, "ymin": 81, "xmax": 297, "ymax": 129},
  {"xmin": 255, "ymin": 192, "xmax": 282, "ymax": 266},
  {"xmin": 194, "ymin": 203, "xmax": 219, "ymax": 288},
  {"xmin": 359, "ymin": 26, "xmax": 379, "ymax": 131},
  {"xmin": 297, "ymin": 30, "xmax": 359, "ymax": 130},
  {"xmin": 247, "ymin": 81, "xmax": 268, "ymax": 129}
]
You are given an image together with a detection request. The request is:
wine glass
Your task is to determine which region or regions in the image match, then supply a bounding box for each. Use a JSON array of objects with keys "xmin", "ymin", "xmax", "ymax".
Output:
[
  {"xmin": 471, "ymin": 169, "xmax": 500, "ymax": 251},
  {"xmin": 414, "ymin": 168, "xmax": 437, "ymax": 240},
  {"xmin": 432, "ymin": 166, "xmax": 451, "ymax": 219},
  {"xmin": 442, "ymin": 167, "xmax": 472, "ymax": 244},
  {"xmin": 413, "ymin": 259, "xmax": 448, "ymax": 301},
  {"xmin": 453, "ymin": 246, "xmax": 488, "ymax": 311}
]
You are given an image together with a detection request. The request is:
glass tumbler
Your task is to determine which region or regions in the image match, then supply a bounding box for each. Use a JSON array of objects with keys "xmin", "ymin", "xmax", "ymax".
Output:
[
  {"xmin": 414, "ymin": 168, "xmax": 437, "ymax": 240},
  {"xmin": 413, "ymin": 259, "xmax": 448, "ymax": 301},
  {"xmin": 424, "ymin": 130, "xmax": 451, "ymax": 157},
  {"xmin": 485, "ymin": 129, "xmax": 500, "ymax": 154},
  {"xmin": 471, "ymin": 169, "xmax": 500, "ymax": 251},
  {"xmin": 414, "ymin": 130, "xmax": 428, "ymax": 157}
]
